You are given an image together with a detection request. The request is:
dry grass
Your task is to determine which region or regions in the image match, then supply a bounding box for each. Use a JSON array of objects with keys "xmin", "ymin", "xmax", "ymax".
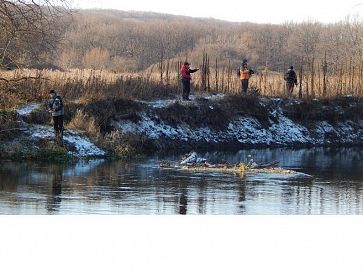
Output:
[
  {"xmin": 1, "ymin": 67, "xmax": 362, "ymax": 157},
  {"xmin": 0, "ymin": 68, "xmax": 179, "ymax": 106},
  {"xmin": 147, "ymin": 58, "xmax": 363, "ymax": 98},
  {"xmin": 282, "ymin": 96, "xmax": 363, "ymax": 124},
  {"xmin": 1, "ymin": 66, "xmax": 362, "ymax": 112},
  {"xmin": 0, "ymin": 110, "xmax": 20, "ymax": 140},
  {"xmin": 67, "ymin": 109, "xmax": 100, "ymax": 136}
]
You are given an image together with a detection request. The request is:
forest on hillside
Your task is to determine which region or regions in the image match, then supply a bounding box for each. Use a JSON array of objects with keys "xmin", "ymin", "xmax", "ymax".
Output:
[
  {"xmin": 1, "ymin": 8, "xmax": 363, "ymax": 73},
  {"xmin": 2, "ymin": 4, "xmax": 363, "ymax": 98},
  {"xmin": 58, "ymin": 10, "xmax": 363, "ymax": 73}
]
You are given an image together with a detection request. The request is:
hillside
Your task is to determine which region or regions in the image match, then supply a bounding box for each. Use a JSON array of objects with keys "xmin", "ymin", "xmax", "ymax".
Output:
[{"xmin": 28, "ymin": 9, "xmax": 363, "ymax": 73}]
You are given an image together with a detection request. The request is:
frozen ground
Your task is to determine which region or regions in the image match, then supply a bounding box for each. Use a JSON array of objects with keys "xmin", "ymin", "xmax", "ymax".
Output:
[
  {"xmin": 137, "ymin": 93, "xmax": 226, "ymax": 108},
  {"xmin": 115, "ymin": 97, "xmax": 363, "ymax": 147},
  {"xmin": 16, "ymin": 102, "xmax": 40, "ymax": 117},
  {"xmin": 14, "ymin": 96, "xmax": 363, "ymax": 158},
  {"xmin": 27, "ymin": 125, "xmax": 105, "ymax": 157},
  {"xmin": 16, "ymin": 103, "xmax": 105, "ymax": 158}
]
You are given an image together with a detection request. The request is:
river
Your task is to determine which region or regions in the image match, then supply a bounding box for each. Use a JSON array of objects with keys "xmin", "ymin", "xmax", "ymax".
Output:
[{"xmin": 0, "ymin": 147, "xmax": 362, "ymax": 215}]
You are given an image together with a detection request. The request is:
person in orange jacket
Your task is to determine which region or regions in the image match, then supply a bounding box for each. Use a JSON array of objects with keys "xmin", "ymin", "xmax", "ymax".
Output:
[
  {"xmin": 181, "ymin": 62, "xmax": 199, "ymax": 101},
  {"xmin": 237, "ymin": 59, "xmax": 255, "ymax": 93}
]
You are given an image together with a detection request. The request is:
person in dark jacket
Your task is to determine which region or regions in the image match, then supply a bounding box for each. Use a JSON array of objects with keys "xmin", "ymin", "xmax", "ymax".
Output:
[
  {"xmin": 237, "ymin": 59, "xmax": 255, "ymax": 93},
  {"xmin": 48, "ymin": 89, "xmax": 64, "ymax": 139},
  {"xmin": 181, "ymin": 62, "xmax": 199, "ymax": 101},
  {"xmin": 284, "ymin": 66, "xmax": 298, "ymax": 97}
]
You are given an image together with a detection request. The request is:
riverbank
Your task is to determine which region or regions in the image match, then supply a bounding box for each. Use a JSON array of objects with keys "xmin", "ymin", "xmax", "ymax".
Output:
[
  {"xmin": 110, "ymin": 94, "xmax": 363, "ymax": 152},
  {"xmin": 1, "ymin": 94, "xmax": 362, "ymax": 161},
  {"xmin": 0, "ymin": 103, "xmax": 105, "ymax": 161}
]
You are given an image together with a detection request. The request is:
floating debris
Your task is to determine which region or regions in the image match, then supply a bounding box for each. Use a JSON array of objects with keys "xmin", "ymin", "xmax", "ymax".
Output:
[{"xmin": 160, "ymin": 152, "xmax": 313, "ymax": 181}]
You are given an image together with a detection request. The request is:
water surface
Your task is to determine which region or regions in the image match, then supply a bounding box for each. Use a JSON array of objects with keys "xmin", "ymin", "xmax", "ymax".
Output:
[{"xmin": 0, "ymin": 147, "xmax": 362, "ymax": 214}]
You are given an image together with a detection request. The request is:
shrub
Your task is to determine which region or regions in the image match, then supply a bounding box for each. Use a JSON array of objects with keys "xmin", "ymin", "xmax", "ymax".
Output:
[
  {"xmin": 0, "ymin": 110, "xmax": 20, "ymax": 140},
  {"xmin": 27, "ymin": 108, "xmax": 51, "ymax": 124}
]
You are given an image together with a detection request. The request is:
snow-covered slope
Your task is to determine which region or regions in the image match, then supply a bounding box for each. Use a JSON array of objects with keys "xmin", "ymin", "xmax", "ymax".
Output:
[
  {"xmin": 113, "ymin": 97, "xmax": 363, "ymax": 147},
  {"xmin": 16, "ymin": 104, "xmax": 105, "ymax": 158}
]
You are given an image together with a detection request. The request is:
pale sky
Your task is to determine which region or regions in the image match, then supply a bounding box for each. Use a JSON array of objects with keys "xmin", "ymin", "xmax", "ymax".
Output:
[{"xmin": 71, "ymin": 0, "xmax": 363, "ymax": 24}]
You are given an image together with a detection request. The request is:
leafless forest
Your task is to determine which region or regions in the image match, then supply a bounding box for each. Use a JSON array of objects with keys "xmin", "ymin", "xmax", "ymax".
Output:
[{"xmin": 2, "ymin": 3, "xmax": 363, "ymax": 104}]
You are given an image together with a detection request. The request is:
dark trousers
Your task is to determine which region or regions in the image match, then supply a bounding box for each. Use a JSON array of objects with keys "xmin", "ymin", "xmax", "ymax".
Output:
[
  {"xmin": 286, "ymin": 81, "xmax": 295, "ymax": 96},
  {"xmin": 53, "ymin": 115, "xmax": 64, "ymax": 134},
  {"xmin": 241, "ymin": 79, "xmax": 249, "ymax": 93},
  {"xmin": 182, "ymin": 78, "xmax": 191, "ymax": 99}
]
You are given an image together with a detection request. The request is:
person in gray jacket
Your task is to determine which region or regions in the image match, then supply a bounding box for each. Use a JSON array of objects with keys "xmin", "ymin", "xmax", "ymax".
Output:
[{"xmin": 48, "ymin": 90, "xmax": 64, "ymax": 138}]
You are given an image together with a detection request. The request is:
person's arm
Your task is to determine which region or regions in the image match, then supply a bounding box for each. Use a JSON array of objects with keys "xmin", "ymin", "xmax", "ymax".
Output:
[
  {"xmin": 189, "ymin": 68, "xmax": 199, "ymax": 73},
  {"xmin": 48, "ymin": 100, "xmax": 53, "ymax": 111}
]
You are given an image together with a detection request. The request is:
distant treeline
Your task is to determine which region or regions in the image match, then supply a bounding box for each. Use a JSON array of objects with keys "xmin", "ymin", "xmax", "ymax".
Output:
[
  {"xmin": 50, "ymin": 10, "xmax": 363, "ymax": 74},
  {"xmin": 2, "ymin": 8, "xmax": 363, "ymax": 73},
  {"xmin": 2, "ymin": 7, "xmax": 363, "ymax": 97}
]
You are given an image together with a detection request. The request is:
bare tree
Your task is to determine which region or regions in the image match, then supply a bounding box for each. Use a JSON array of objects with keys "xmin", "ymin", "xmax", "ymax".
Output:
[{"xmin": 0, "ymin": 0, "xmax": 69, "ymax": 69}]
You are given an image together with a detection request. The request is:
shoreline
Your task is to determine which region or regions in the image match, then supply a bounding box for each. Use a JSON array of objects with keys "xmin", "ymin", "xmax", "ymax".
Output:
[{"xmin": 1, "ymin": 94, "xmax": 362, "ymax": 161}]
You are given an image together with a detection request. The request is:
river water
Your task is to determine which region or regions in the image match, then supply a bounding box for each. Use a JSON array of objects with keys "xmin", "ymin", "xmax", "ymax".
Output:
[{"xmin": 0, "ymin": 147, "xmax": 362, "ymax": 215}]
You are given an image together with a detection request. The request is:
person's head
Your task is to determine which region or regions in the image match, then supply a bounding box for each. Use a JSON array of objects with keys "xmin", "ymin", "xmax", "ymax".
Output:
[
  {"xmin": 184, "ymin": 62, "xmax": 190, "ymax": 67},
  {"xmin": 49, "ymin": 89, "xmax": 57, "ymax": 98},
  {"xmin": 289, "ymin": 66, "xmax": 294, "ymax": 70}
]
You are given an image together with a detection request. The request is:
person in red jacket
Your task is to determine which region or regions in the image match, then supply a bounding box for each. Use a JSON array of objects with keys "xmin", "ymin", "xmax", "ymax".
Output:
[{"xmin": 181, "ymin": 62, "xmax": 199, "ymax": 101}]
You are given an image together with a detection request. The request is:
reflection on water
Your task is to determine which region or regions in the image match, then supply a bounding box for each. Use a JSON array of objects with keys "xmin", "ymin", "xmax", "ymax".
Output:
[
  {"xmin": 0, "ymin": 147, "xmax": 362, "ymax": 215},
  {"xmin": 46, "ymin": 166, "xmax": 63, "ymax": 212}
]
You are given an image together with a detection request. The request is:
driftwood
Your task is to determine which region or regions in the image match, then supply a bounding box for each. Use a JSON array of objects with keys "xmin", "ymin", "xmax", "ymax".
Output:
[{"xmin": 159, "ymin": 160, "xmax": 313, "ymax": 180}]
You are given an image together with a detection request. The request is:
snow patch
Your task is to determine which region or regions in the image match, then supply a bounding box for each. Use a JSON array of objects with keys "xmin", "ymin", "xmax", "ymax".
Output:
[
  {"xmin": 16, "ymin": 102, "xmax": 41, "ymax": 117},
  {"xmin": 114, "ymin": 98, "xmax": 363, "ymax": 147},
  {"xmin": 140, "ymin": 99, "xmax": 177, "ymax": 109},
  {"xmin": 202, "ymin": 93, "xmax": 226, "ymax": 100},
  {"xmin": 137, "ymin": 93, "xmax": 226, "ymax": 109},
  {"xmin": 14, "ymin": 103, "xmax": 106, "ymax": 158},
  {"xmin": 26, "ymin": 125, "xmax": 105, "ymax": 157}
]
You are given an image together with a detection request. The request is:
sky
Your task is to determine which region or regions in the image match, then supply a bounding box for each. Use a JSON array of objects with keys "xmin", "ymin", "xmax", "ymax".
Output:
[{"xmin": 71, "ymin": 0, "xmax": 363, "ymax": 24}]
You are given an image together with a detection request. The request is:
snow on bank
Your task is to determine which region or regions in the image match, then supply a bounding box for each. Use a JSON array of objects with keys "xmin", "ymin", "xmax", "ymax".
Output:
[
  {"xmin": 16, "ymin": 102, "xmax": 41, "ymax": 117},
  {"xmin": 27, "ymin": 125, "xmax": 105, "ymax": 157},
  {"xmin": 138, "ymin": 93, "xmax": 226, "ymax": 109},
  {"xmin": 113, "ymin": 114, "xmax": 220, "ymax": 143},
  {"xmin": 114, "ymin": 98, "xmax": 363, "ymax": 147},
  {"xmin": 16, "ymin": 103, "xmax": 106, "ymax": 158}
]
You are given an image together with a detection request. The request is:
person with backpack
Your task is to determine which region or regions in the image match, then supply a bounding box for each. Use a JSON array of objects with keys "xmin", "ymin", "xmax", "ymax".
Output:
[
  {"xmin": 181, "ymin": 62, "xmax": 199, "ymax": 101},
  {"xmin": 48, "ymin": 89, "xmax": 64, "ymax": 139},
  {"xmin": 284, "ymin": 66, "xmax": 298, "ymax": 97},
  {"xmin": 237, "ymin": 59, "xmax": 255, "ymax": 93}
]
